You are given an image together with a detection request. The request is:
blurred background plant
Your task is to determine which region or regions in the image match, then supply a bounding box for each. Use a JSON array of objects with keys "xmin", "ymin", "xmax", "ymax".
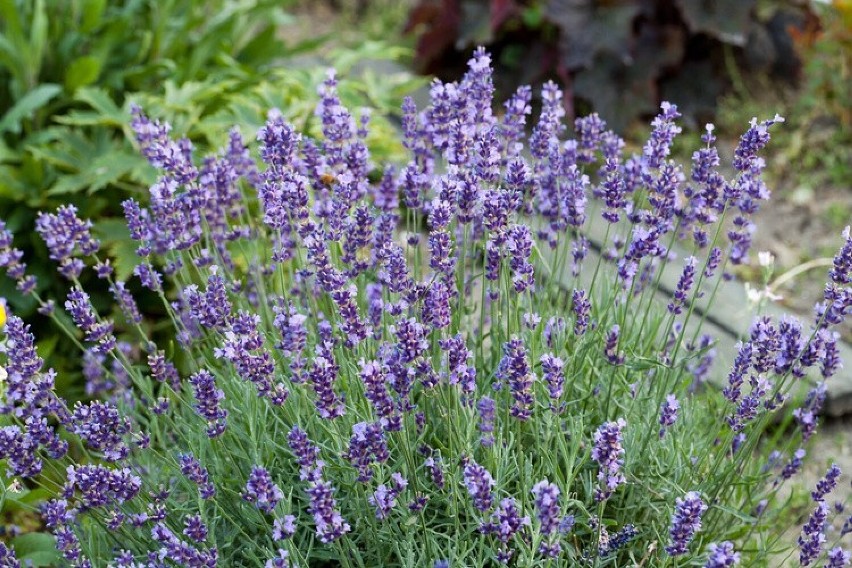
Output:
[{"xmin": 404, "ymin": 0, "xmax": 821, "ymax": 130}]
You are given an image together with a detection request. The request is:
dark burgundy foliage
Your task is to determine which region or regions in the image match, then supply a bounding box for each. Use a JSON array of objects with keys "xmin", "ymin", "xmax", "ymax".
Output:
[{"xmin": 406, "ymin": 0, "xmax": 816, "ymax": 130}]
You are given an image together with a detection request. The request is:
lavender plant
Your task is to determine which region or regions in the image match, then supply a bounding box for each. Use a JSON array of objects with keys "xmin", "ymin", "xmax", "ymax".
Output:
[{"xmin": 0, "ymin": 49, "xmax": 850, "ymax": 567}]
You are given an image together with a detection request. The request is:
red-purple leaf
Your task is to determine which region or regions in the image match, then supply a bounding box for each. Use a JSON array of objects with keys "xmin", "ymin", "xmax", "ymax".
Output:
[
  {"xmin": 675, "ymin": 0, "xmax": 755, "ymax": 46},
  {"xmin": 546, "ymin": 0, "xmax": 640, "ymax": 71}
]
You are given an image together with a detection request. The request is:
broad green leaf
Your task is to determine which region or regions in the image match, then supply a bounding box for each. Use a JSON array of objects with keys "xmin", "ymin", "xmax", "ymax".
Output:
[
  {"xmin": 0, "ymin": 139, "xmax": 18, "ymax": 163},
  {"xmin": 46, "ymin": 151, "xmax": 143, "ymax": 196},
  {"xmin": 65, "ymin": 55, "xmax": 103, "ymax": 91},
  {"xmin": 27, "ymin": 141, "xmax": 81, "ymax": 170},
  {"xmin": 110, "ymin": 237, "xmax": 140, "ymax": 282},
  {"xmin": 11, "ymin": 533, "xmax": 60, "ymax": 567},
  {"xmin": 37, "ymin": 333, "xmax": 59, "ymax": 360},
  {"xmin": 80, "ymin": 0, "xmax": 107, "ymax": 32},
  {"xmin": 94, "ymin": 218, "xmax": 133, "ymax": 242},
  {"xmin": 0, "ymin": 0, "xmax": 25, "ymax": 51},
  {"xmin": 27, "ymin": 0, "xmax": 47, "ymax": 80},
  {"xmin": 0, "ymin": 33, "xmax": 25, "ymax": 90},
  {"xmin": 0, "ymin": 83, "xmax": 62, "ymax": 135},
  {"xmin": 0, "ymin": 165, "xmax": 34, "ymax": 201},
  {"xmin": 76, "ymin": 87, "xmax": 126, "ymax": 122},
  {"xmin": 95, "ymin": 220, "xmax": 139, "ymax": 281}
]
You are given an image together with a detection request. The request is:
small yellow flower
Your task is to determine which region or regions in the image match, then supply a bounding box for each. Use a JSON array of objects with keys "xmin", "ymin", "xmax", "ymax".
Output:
[{"xmin": 0, "ymin": 300, "xmax": 6, "ymax": 329}]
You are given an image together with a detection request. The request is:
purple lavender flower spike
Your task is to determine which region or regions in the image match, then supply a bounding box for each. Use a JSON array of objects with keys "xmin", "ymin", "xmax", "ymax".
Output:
[
  {"xmin": 424, "ymin": 455, "xmax": 445, "ymax": 489},
  {"xmin": 644, "ymin": 102, "xmax": 682, "ymax": 169},
  {"xmin": 110, "ymin": 281, "xmax": 143, "ymax": 324},
  {"xmin": 497, "ymin": 337, "xmax": 536, "ymax": 421},
  {"xmin": 188, "ymin": 370, "xmax": 228, "ymax": 438},
  {"xmin": 487, "ymin": 497, "xmax": 529, "ymax": 562},
  {"xmin": 704, "ymin": 541, "xmax": 740, "ymax": 567},
  {"xmin": 812, "ymin": 464, "xmax": 841, "ymax": 502},
  {"xmin": 668, "ymin": 256, "xmax": 697, "ymax": 315},
  {"xmin": 705, "ymin": 247, "xmax": 723, "ymax": 278},
  {"xmin": 65, "ymin": 287, "xmax": 116, "ymax": 353},
  {"xmin": 778, "ymin": 448, "xmax": 806, "ymax": 484},
  {"xmin": 344, "ymin": 421, "xmax": 388, "ymax": 482},
  {"xmin": 506, "ymin": 224, "xmax": 535, "ymax": 293},
  {"xmin": 183, "ymin": 514, "xmax": 208, "ymax": 543},
  {"xmin": 185, "ymin": 269, "xmax": 232, "ymax": 331},
  {"xmin": 798, "ymin": 502, "xmax": 828, "ymax": 566},
  {"xmin": 63, "ymin": 464, "xmax": 142, "ymax": 510},
  {"xmin": 572, "ymin": 289, "xmax": 591, "ymax": 336},
  {"xmin": 35, "ymin": 205, "xmax": 100, "ymax": 279},
  {"xmin": 591, "ymin": 419, "xmax": 627, "ymax": 501},
  {"xmin": 477, "ymin": 397, "xmax": 496, "ymax": 447},
  {"xmin": 179, "ymin": 454, "xmax": 216, "ymax": 499},
  {"xmin": 531, "ymin": 480, "xmax": 561, "ymax": 537},
  {"xmin": 306, "ymin": 480, "xmax": 351, "ymax": 544},
  {"xmin": 394, "ymin": 318, "xmax": 428, "ymax": 364},
  {"xmin": 288, "ymin": 426, "xmax": 323, "ymax": 482},
  {"xmin": 244, "ymin": 466, "xmax": 283, "ymax": 513},
  {"xmin": 0, "ymin": 220, "xmax": 36, "ymax": 293},
  {"xmin": 540, "ymin": 354, "xmax": 565, "ymax": 401},
  {"xmin": 429, "ymin": 229, "xmax": 456, "ymax": 278},
  {"xmin": 71, "ymin": 401, "xmax": 130, "ymax": 462},
  {"xmin": 604, "ymin": 325, "xmax": 624, "ymax": 365},
  {"xmin": 266, "ymin": 549, "xmax": 293, "ymax": 568},
  {"xmin": 423, "ymin": 280, "xmax": 452, "ymax": 330},
  {"xmin": 463, "ymin": 461, "xmax": 495, "ymax": 512},
  {"xmin": 369, "ymin": 474, "xmax": 408, "ymax": 520},
  {"xmin": 0, "ymin": 426, "xmax": 42, "ymax": 478},
  {"xmin": 0, "ymin": 543, "xmax": 21, "ymax": 568},
  {"xmin": 308, "ymin": 352, "xmax": 346, "ymax": 420},
  {"xmin": 666, "ymin": 491, "xmax": 707, "ymax": 556},
  {"xmin": 659, "ymin": 394, "xmax": 680, "ymax": 438},
  {"xmin": 273, "ymin": 515, "xmax": 297, "ymax": 540},
  {"xmin": 826, "ymin": 548, "xmax": 851, "ymax": 568}
]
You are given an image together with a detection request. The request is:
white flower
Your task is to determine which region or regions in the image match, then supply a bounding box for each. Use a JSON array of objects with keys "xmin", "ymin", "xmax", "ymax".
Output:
[
  {"xmin": 757, "ymin": 251, "xmax": 775, "ymax": 268},
  {"xmin": 745, "ymin": 283, "xmax": 783, "ymax": 305}
]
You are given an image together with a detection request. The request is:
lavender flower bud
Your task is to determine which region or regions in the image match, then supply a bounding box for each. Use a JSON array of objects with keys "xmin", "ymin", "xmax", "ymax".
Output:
[
  {"xmin": 668, "ymin": 256, "xmax": 697, "ymax": 315},
  {"xmin": 463, "ymin": 461, "xmax": 495, "ymax": 512},
  {"xmin": 704, "ymin": 541, "xmax": 740, "ymax": 567},
  {"xmin": 188, "ymin": 370, "xmax": 228, "ymax": 438},
  {"xmin": 591, "ymin": 419, "xmax": 627, "ymax": 501},
  {"xmin": 531, "ymin": 480, "xmax": 561, "ymax": 535},
  {"xmin": 477, "ymin": 397, "xmax": 496, "ymax": 447},
  {"xmin": 812, "ymin": 464, "xmax": 841, "ymax": 502},
  {"xmin": 497, "ymin": 337, "xmax": 535, "ymax": 421},
  {"xmin": 178, "ymin": 454, "xmax": 215, "ymax": 499},
  {"xmin": 540, "ymin": 354, "xmax": 565, "ymax": 401},
  {"xmin": 798, "ymin": 502, "xmax": 828, "ymax": 566},
  {"xmin": 572, "ymin": 289, "xmax": 591, "ymax": 336},
  {"xmin": 306, "ymin": 480, "xmax": 350, "ymax": 544},
  {"xmin": 659, "ymin": 394, "xmax": 680, "ymax": 438},
  {"xmin": 604, "ymin": 325, "xmax": 624, "ymax": 365},
  {"xmin": 826, "ymin": 548, "xmax": 851, "ymax": 568},
  {"xmin": 0, "ymin": 543, "xmax": 20, "ymax": 568},
  {"xmin": 666, "ymin": 491, "xmax": 707, "ymax": 556},
  {"xmin": 244, "ymin": 466, "xmax": 283, "ymax": 513},
  {"xmin": 273, "ymin": 515, "xmax": 297, "ymax": 540}
]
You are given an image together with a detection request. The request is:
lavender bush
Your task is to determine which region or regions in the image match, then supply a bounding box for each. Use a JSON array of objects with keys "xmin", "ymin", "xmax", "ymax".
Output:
[{"xmin": 1, "ymin": 48, "xmax": 850, "ymax": 567}]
